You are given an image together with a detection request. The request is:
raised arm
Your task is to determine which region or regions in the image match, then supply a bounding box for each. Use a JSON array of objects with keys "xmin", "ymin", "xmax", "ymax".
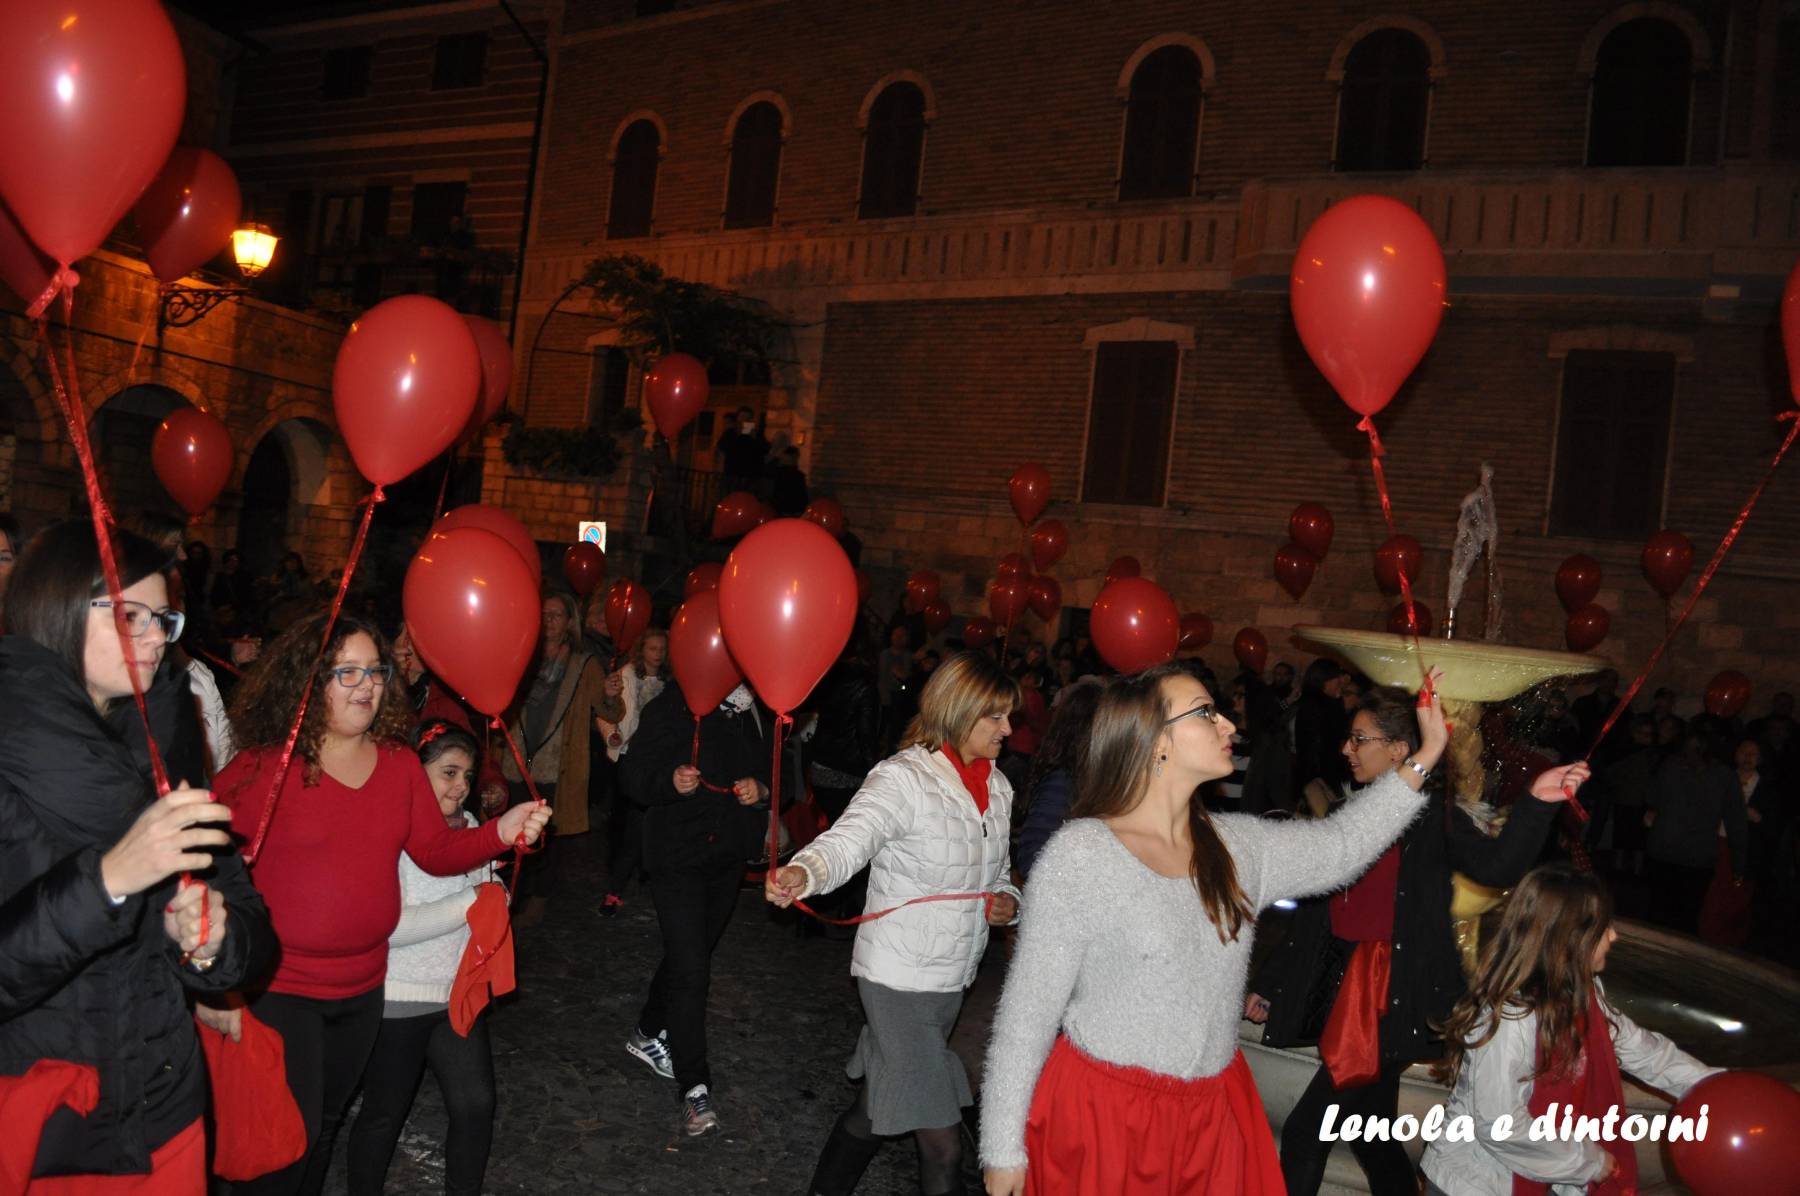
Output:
[{"xmin": 1226, "ymin": 769, "xmax": 1427, "ymax": 907}]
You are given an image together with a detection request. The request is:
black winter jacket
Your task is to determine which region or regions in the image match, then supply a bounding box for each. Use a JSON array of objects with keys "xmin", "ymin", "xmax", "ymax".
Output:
[
  {"xmin": 806, "ymin": 661, "xmax": 880, "ymax": 781},
  {"xmin": 620, "ymin": 681, "xmax": 773, "ymax": 869},
  {"xmin": 0, "ymin": 639, "xmax": 272, "ymax": 1177}
]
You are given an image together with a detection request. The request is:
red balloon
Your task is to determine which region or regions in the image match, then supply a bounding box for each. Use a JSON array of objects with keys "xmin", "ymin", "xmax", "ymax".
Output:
[
  {"xmin": 462, "ymin": 316, "xmax": 513, "ymax": 437},
  {"xmin": 1179, "ymin": 612, "xmax": 1213, "ymax": 651},
  {"xmin": 989, "ymin": 578, "xmax": 1027, "ymax": 627},
  {"xmin": 855, "ymin": 568, "xmax": 871, "ymax": 607},
  {"xmin": 1090, "ymin": 578, "xmax": 1180, "ymax": 674},
  {"xmin": 1105, "ymin": 556, "xmax": 1142, "ymax": 588},
  {"xmin": 1642, "ymin": 529, "xmax": 1694, "ymax": 599},
  {"xmin": 562, "ymin": 542, "xmax": 605, "ymax": 598},
  {"xmin": 1026, "ymin": 575, "xmax": 1063, "ymax": 622},
  {"xmin": 1030, "ymin": 519, "xmax": 1069, "ymax": 571},
  {"xmin": 669, "ymin": 591, "xmax": 743, "ymax": 718},
  {"xmin": 1782, "ymin": 259, "xmax": 1800, "ymax": 409},
  {"xmin": 997, "ymin": 553, "xmax": 1030, "ymax": 580},
  {"xmin": 403, "ymin": 527, "xmax": 540, "ymax": 715},
  {"xmin": 1009, "ymin": 463, "xmax": 1051, "ymax": 526},
  {"xmin": 1288, "ymin": 502, "xmax": 1335, "ymax": 559},
  {"xmin": 334, "ymin": 295, "xmax": 480, "ymax": 487},
  {"xmin": 803, "ymin": 498, "xmax": 846, "ymax": 537},
  {"xmin": 712, "ymin": 491, "xmax": 764, "ymax": 540},
  {"xmin": 1289, "ymin": 195, "xmax": 1447, "ymax": 418},
  {"xmin": 1668, "ymin": 1071, "xmax": 1800, "ymax": 1196},
  {"xmin": 644, "ymin": 353, "xmax": 709, "ymax": 440},
  {"xmin": 1704, "ymin": 670, "xmax": 1753, "ymax": 719},
  {"xmin": 904, "ymin": 570, "xmax": 940, "ymax": 615},
  {"xmin": 133, "ymin": 147, "xmax": 240, "ymax": 284},
  {"xmin": 0, "ymin": 0, "xmax": 186, "ymax": 267},
  {"xmin": 718, "ymin": 519, "xmax": 857, "ymax": 713},
  {"xmin": 605, "ymin": 578, "xmax": 652, "ymax": 655},
  {"xmin": 1554, "ymin": 554, "xmax": 1603, "ymax": 613},
  {"xmin": 1564, "ymin": 603, "xmax": 1611, "ymax": 652},
  {"xmin": 150, "ymin": 406, "xmax": 232, "ymax": 517},
  {"xmin": 1373, "ymin": 534, "xmax": 1423, "ymax": 596},
  {"xmin": 1274, "ymin": 542, "xmax": 1319, "ymax": 601},
  {"xmin": 1387, "ymin": 600, "xmax": 1434, "ymax": 637},
  {"xmin": 432, "ymin": 504, "xmax": 541, "ymax": 587},
  {"xmin": 922, "ymin": 599, "xmax": 952, "ymax": 634},
  {"xmin": 685, "ymin": 562, "xmax": 723, "ymax": 598},
  {"xmin": 1233, "ymin": 628, "xmax": 1269, "ymax": 674},
  {"xmin": 963, "ymin": 616, "xmax": 997, "ymax": 649},
  {"xmin": 0, "ymin": 199, "xmax": 56, "ymax": 307}
]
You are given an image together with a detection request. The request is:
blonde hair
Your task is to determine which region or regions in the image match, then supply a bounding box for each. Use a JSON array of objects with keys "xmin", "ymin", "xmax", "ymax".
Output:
[{"xmin": 901, "ymin": 651, "xmax": 1022, "ymax": 752}]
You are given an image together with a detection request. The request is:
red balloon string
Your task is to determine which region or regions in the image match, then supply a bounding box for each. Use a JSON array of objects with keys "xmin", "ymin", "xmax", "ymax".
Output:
[
  {"xmin": 126, "ymin": 284, "xmax": 162, "ymax": 374},
  {"xmin": 689, "ymin": 715, "xmax": 737, "ymax": 795},
  {"xmin": 766, "ymin": 713, "xmax": 794, "ymax": 869},
  {"xmin": 488, "ymin": 716, "xmax": 546, "ymax": 893},
  {"xmin": 188, "ymin": 645, "xmax": 243, "ymax": 678},
  {"xmin": 1357, "ymin": 417, "xmax": 1427, "ymax": 668},
  {"xmin": 241, "ymin": 485, "xmax": 386, "ymax": 866},
  {"xmin": 26, "ymin": 268, "xmax": 78, "ymax": 322},
  {"xmin": 795, "ymin": 889, "xmax": 996, "ymax": 926},
  {"xmin": 431, "ymin": 449, "xmax": 453, "ymax": 524}
]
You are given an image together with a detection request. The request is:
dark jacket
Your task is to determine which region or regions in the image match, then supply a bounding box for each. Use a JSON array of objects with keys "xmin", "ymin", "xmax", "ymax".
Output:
[
  {"xmin": 807, "ymin": 660, "xmax": 880, "ymax": 782},
  {"xmin": 1293, "ymin": 693, "xmax": 1351, "ymax": 797},
  {"xmin": 1253, "ymin": 787, "xmax": 1559, "ymax": 1069},
  {"xmin": 619, "ymin": 681, "xmax": 773, "ymax": 868},
  {"xmin": 0, "ymin": 639, "xmax": 272, "ymax": 1177},
  {"xmin": 1015, "ymin": 767, "xmax": 1074, "ymax": 880}
]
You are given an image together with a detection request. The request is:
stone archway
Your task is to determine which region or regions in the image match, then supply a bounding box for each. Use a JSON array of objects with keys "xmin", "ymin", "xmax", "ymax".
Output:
[
  {"xmin": 91, "ymin": 384, "xmax": 192, "ymax": 526},
  {"xmin": 237, "ymin": 417, "xmax": 332, "ymax": 583}
]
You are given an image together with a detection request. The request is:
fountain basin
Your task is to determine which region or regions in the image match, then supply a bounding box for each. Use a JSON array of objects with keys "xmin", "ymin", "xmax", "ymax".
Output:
[{"xmin": 1294, "ymin": 625, "xmax": 1608, "ymax": 702}]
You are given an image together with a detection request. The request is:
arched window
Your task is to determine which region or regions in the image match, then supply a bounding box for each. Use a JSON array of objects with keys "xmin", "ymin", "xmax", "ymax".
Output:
[
  {"xmin": 1335, "ymin": 28, "xmax": 1431, "ymax": 171},
  {"xmin": 724, "ymin": 101, "xmax": 783, "ymax": 229},
  {"xmin": 1119, "ymin": 45, "xmax": 1203, "ymax": 200},
  {"xmin": 607, "ymin": 119, "xmax": 661, "ymax": 239},
  {"xmin": 857, "ymin": 82, "xmax": 926, "ymax": 220},
  {"xmin": 1587, "ymin": 18, "xmax": 1692, "ymax": 166}
]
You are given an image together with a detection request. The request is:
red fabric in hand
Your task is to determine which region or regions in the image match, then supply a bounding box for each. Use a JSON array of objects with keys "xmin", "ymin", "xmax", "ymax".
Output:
[
  {"xmin": 1319, "ymin": 939, "xmax": 1392, "ymax": 1088},
  {"xmin": 198, "ymin": 1010, "xmax": 306, "ymax": 1182},
  {"xmin": 450, "ymin": 882, "xmax": 516, "ymax": 1037},
  {"xmin": 0, "ymin": 1061, "xmax": 98, "ymax": 1191}
]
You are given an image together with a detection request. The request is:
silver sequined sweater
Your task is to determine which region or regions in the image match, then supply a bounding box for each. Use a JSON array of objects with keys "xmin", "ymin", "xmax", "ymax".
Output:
[{"xmin": 978, "ymin": 771, "xmax": 1426, "ymax": 1169}]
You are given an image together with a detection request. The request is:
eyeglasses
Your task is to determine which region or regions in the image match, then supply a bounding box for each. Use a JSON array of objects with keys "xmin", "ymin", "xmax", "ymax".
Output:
[
  {"xmin": 1165, "ymin": 703, "xmax": 1221, "ymax": 728},
  {"xmin": 1346, "ymin": 733, "xmax": 1397, "ymax": 747},
  {"xmin": 90, "ymin": 599, "xmax": 184, "ymax": 642},
  {"xmin": 0, "ymin": 552, "xmax": 15, "ymax": 566},
  {"xmin": 326, "ymin": 664, "xmax": 394, "ymax": 688}
]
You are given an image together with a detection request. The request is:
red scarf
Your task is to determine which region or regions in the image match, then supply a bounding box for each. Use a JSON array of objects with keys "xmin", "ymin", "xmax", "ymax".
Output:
[
  {"xmin": 940, "ymin": 744, "xmax": 992, "ymax": 816},
  {"xmin": 1513, "ymin": 990, "xmax": 1636, "ymax": 1196}
]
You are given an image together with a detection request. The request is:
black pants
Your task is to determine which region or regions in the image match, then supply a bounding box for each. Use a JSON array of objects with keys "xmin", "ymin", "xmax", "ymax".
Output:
[
  {"xmin": 607, "ymin": 787, "xmax": 646, "ymax": 897},
  {"xmin": 1280, "ymin": 1060, "xmax": 1417, "ymax": 1196},
  {"xmin": 638, "ymin": 854, "xmax": 744, "ymax": 1094},
  {"xmin": 508, "ymin": 781, "xmax": 560, "ymax": 900},
  {"xmin": 810, "ymin": 784, "xmax": 868, "ymax": 921},
  {"xmin": 225, "ymin": 987, "xmax": 385, "ymax": 1196},
  {"xmin": 1647, "ymin": 857, "xmax": 1713, "ymax": 933},
  {"xmin": 346, "ymin": 1010, "xmax": 495, "ymax": 1196}
]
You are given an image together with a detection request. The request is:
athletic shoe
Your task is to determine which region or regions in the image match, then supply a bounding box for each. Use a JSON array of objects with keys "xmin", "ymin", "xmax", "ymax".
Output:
[
  {"xmin": 600, "ymin": 893, "xmax": 624, "ymax": 918},
  {"xmin": 681, "ymin": 1084, "xmax": 721, "ymax": 1137},
  {"xmin": 625, "ymin": 1028, "xmax": 674, "ymax": 1080}
]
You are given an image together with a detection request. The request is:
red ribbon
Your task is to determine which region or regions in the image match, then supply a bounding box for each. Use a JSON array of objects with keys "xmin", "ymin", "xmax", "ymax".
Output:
[
  {"xmin": 1358, "ymin": 416, "xmax": 1426, "ymax": 662},
  {"xmin": 689, "ymin": 715, "xmax": 737, "ymax": 795},
  {"xmin": 188, "ymin": 645, "xmax": 243, "ymax": 678},
  {"xmin": 794, "ymin": 889, "xmax": 998, "ymax": 927},
  {"xmin": 489, "ymin": 716, "xmax": 546, "ymax": 893}
]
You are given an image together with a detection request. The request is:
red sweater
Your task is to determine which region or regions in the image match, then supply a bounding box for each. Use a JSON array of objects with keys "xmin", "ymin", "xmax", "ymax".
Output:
[{"xmin": 219, "ymin": 744, "xmax": 507, "ymax": 999}]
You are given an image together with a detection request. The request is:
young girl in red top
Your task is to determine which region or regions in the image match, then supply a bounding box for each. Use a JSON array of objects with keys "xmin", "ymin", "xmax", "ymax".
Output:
[{"xmin": 203, "ymin": 612, "xmax": 549, "ymax": 1196}]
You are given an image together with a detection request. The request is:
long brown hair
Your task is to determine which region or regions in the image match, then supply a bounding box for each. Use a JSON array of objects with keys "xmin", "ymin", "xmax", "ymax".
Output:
[
  {"xmin": 227, "ymin": 609, "xmax": 414, "ymax": 784},
  {"xmin": 1432, "ymin": 863, "xmax": 1615, "ymax": 1086},
  {"xmin": 1072, "ymin": 665, "xmax": 1252, "ymax": 943}
]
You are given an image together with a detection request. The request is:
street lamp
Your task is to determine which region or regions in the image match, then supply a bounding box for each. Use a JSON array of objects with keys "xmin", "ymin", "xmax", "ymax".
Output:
[{"xmin": 158, "ymin": 223, "xmax": 281, "ymax": 329}]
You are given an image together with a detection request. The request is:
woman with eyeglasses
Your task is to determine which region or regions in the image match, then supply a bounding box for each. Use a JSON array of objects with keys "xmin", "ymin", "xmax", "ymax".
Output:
[
  {"xmin": 1245, "ymin": 685, "xmax": 1587, "ymax": 1196},
  {"xmin": 979, "ymin": 666, "xmax": 1447, "ymax": 1196},
  {"xmin": 0, "ymin": 521, "xmax": 272, "ymax": 1189},
  {"xmin": 205, "ymin": 610, "xmax": 550, "ymax": 1196}
]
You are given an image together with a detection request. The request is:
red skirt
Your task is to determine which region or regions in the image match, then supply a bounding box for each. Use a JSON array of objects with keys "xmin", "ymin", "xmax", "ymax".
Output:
[{"xmin": 1023, "ymin": 1037, "xmax": 1283, "ymax": 1196}]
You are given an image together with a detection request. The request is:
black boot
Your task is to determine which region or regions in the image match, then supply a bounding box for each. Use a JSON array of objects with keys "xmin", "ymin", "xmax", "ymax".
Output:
[{"xmin": 808, "ymin": 1114, "xmax": 883, "ymax": 1196}]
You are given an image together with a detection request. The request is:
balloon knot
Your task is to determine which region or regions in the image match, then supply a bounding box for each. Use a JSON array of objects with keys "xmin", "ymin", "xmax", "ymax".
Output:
[
  {"xmin": 1778, "ymin": 410, "xmax": 1799, "ymax": 423},
  {"xmin": 25, "ymin": 270, "xmax": 78, "ymax": 321},
  {"xmin": 368, "ymin": 486, "xmax": 387, "ymax": 505},
  {"xmin": 1357, "ymin": 415, "xmax": 1387, "ymax": 457}
]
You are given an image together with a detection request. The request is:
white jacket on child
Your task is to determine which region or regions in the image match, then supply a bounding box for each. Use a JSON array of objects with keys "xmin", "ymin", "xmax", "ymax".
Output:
[
  {"xmin": 384, "ymin": 812, "xmax": 496, "ymax": 1008},
  {"xmin": 789, "ymin": 745, "xmax": 1022, "ymax": 994}
]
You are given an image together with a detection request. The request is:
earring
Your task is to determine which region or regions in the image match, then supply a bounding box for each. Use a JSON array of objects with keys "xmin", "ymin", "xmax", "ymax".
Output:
[{"xmin": 1155, "ymin": 756, "xmax": 1166, "ymax": 776}]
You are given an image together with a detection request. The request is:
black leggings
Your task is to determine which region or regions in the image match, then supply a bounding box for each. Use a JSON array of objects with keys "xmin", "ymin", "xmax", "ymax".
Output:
[
  {"xmin": 224, "ymin": 987, "xmax": 385, "ymax": 1196},
  {"xmin": 1279, "ymin": 1060, "xmax": 1417, "ymax": 1196},
  {"xmin": 345, "ymin": 1009, "xmax": 495, "ymax": 1196}
]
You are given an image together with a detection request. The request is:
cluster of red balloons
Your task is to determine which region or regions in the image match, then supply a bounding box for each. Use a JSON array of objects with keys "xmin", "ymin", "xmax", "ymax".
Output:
[
  {"xmin": 1556, "ymin": 554, "xmax": 1610, "ymax": 651},
  {"xmin": 1274, "ymin": 502, "xmax": 1334, "ymax": 601}
]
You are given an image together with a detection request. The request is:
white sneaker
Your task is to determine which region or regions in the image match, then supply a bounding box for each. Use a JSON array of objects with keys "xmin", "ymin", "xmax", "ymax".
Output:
[
  {"xmin": 681, "ymin": 1084, "xmax": 721, "ymax": 1137},
  {"xmin": 625, "ymin": 1028, "xmax": 674, "ymax": 1081}
]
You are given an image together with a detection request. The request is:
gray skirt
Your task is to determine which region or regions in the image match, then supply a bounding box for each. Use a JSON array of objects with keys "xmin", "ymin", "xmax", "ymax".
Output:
[{"xmin": 846, "ymin": 979, "xmax": 971, "ymax": 1135}]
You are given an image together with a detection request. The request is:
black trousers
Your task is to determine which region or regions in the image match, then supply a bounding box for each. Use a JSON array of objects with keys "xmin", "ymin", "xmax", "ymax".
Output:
[
  {"xmin": 225, "ymin": 986, "xmax": 385, "ymax": 1196},
  {"xmin": 1279, "ymin": 1059, "xmax": 1417, "ymax": 1196},
  {"xmin": 1647, "ymin": 857, "xmax": 1713, "ymax": 933},
  {"xmin": 607, "ymin": 785, "xmax": 646, "ymax": 898},
  {"xmin": 345, "ymin": 1010, "xmax": 495, "ymax": 1196},
  {"xmin": 638, "ymin": 853, "xmax": 744, "ymax": 1094},
  {"xmin": 508, "ymin": 781, "xmax": 560, "ymax": 900}
]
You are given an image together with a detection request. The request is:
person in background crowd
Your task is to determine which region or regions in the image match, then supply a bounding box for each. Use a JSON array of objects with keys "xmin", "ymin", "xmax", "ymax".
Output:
[
  {"xmin": 391, "ymin": 622, "xmax": 508, "ymax": 818},
  {"xmin": 211, "ymin": 547, "xmax": 254, "ymax": 618},
  {"xmin": 1268, "ymin": 661, "xmax": 1296, "ymax": 703},
  {"xmin": 1699, "ymin": 737, "xmax": 1768, "ymax": 947},
  {"xmin": 0, "ymin": 520, "xmax": 271, "ymax": 1189},
  {"xmin": 1570, "ymin": 668, "xmax": 1623, "ymax": 759},
  {"xmin": 345, "ymin": 720, "xmax": 501, "ymax": 1196},
  {"xmin": 1293, "ymin": 658, "xmax": 1350, "ymax": 819},
  {"xmin": 179, "ymin": 540, "xmax": 211, "ymax": 616},
  {"xmin": 716, "ymin": 406, "xmax": 769, "ymax": 496},
  {"xmin": 769, "ymin": 446, "xmax": 810, "ymax": 516},
  {"xmin": 878, "ymin": 625, "xmax": 919, "ymax": 751},
  {"xmin": 599, "ymin": 628, "xmax": 668, "ymax": 917},
  {"xmin": 273, "ymin": 552, "xmax": 311, "ymax": 602},
  {"xmin": 136, "ymin": 511, "xmax": 185, "ymax": 563},
  {"xmin": 1237, "ymin": 672, "xmax": 1295, "ymax": 817},
  {"xmin": 580, "ymin": 590, "xmax": 617, "ymax": 665},
  {"xmin": 999, "ymin": 667, "xmax": 1049, "ymax": 798},
  {"xmin": 1213, "ymin": 677, "xmax": 1253, "ymax": 813},
  {"xmin": 0, "ymin": 512, "xmax": 20, "ymax": 616},
  {"xmin": 1596, "ymin": 714, "xmax": 1658, "ymax": 876},
  {"xmin": 1532, "ymin": 688, "xmax": 1583, "ymax": 764},
  {"xmin": 802, "ymin": 647, "xmax": 883, "ymax": 925},
  {"xmin": 1645, "ymin": 729, "xmax": 1745, "ymax": 935},
  {"xmin": 1013, "ymin": 677, "xmax": 1104, "ymax": 880}
]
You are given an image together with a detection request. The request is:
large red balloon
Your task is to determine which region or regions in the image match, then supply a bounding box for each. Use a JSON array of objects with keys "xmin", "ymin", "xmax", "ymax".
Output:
[
  {"xmin": 963, "ymin": 616, "xmax": 997, "ymax": 649},
  {"xmin": 1105, "ymin": 556, "xmax": 1142, "ymax": 588},
  {"xmin": 403, "ymin": 527, "xmax": 540, "ymax": 715},
  {"xmin": 1290, "ymin": 195, "xmax": 1447, "ymax": 418},
  {"xmin": 1288, "ymin": 503, "xmax": 1335, "ymax": 559},
  {"xmin": 0, "ymin": 0, "xmax": 186, "ymax": 268},
  {"xmin": 1704, "ymin": 670, "xmax": 1753, "ymax": 719},
  {"xmin": 1387, "ymin": 600, "xmax": 1434, "ymax": 637},
  {"xmin": 1373, "ymin": 534, "xmax": 1423, "ymax": 596},
  {"xmin": 1555, "ymin": 554, "xmax": 1602, "ymax": 613},
  {"xmin": 605, "ymin": 578, "xmax": 652, "ymax": 655},
  {"xmin": 904, "ymin": 570, "xmax": 940, "ymax": 615},
  {"xmin": 133, "ymin": 147, "xmax": 240, "ymax": 284},
  {"xmin": 997, "ymin": 553, "xmax": 1030, "ymax": 580},
  {"xmin": 1564, "ymin": 603, "xmax": 1611, "ymax": 652},
  {"xmin": 922, "ymin": 599, "xmax": 952, "ymax": 634},
  {"xmin": 1026, "ymin": 575, "xmax": 1063, "ymax": 622},
  {"xmin": 432, "ymin": 504, "xmax": 541, "ymax": 587},
  {"xmin": 670, "ymin": 591, "xmax": 743, "ymax": 718},
  {"xmin": 1179, "ymin": 612, "xmax": 1213, "ymax": 651},
  {"xmin": 1274, "ymin": 542, "xmax": 1318, "ymax": 600},
  {"xmin": 718, "ymin": 519, "xmax": 856, "ymax": 713},
  {"xmin": 1030, "ymin": 519, "xmax": 1069, "ymax": 571},
  {"xmin": 1233, "ymin": 628, "xmax": 1269, "ymax": 674},
  {"xmin": 1668, "ymin": 1071, "xmax": 1800, "ymax": 1196},
  {"xmin": 0, "ymin": 199, "xmax": 56, "ymax": 307},
  {"xmin": 1009, "ymin": 463, "xmax": 1051, "ymax": 526},
  {"xmin": 334, "ymin": 295, "xmax": 480, "ymax": 487},
  {"xmin": 1782, "ymin": 259, "xmax": 1800, "ymax": 408},
  {"xmin": 644, "ymin": 353, "xmax": 709, "ymax": 440},
  {"xmin": 462, "ymin": 316, "xmax": 513, "ymax": 437},
  {"xmin": 562, "ymin": 542, "xmax": 605, "ymax": 598},
  {"xmin": 712, "ymin": 491, "xmax": 768, "ymax": 540},
  {"xmin": 685, "ymin": 562, "xmax": 723, "ymax": 598},
  {"xmin": 1642, "ymin": 529, "xmax": 1694, "ymax": 599},
  {"xmin": 1090, "ymin": 578, "xmax": 1180, "ymax": 674},
  {"xmin": 803, "ymin": 498, "xmax": 846, "ymax": 537},
  {"xmin": 989, "ymin": 578, "xmax": 1027, "ymax": 627},
  {"xmin": 150, "ymin": 406, "xmax": 232, "ymax": 517}
]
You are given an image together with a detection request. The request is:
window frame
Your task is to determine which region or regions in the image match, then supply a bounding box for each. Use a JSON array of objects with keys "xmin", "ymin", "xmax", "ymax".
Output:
[
  {"xmin": 321, "ymin": 45, "xmax": 373, "ymax": 102},
  {"xmin": 607, "ymin": 116, "xmax": 665, "ymax": 240},
  {"xmin": 1116, "ymin": 44, "xmax": 1206, "ymax": 201},
  {"xmin": 408, "ymin": 180, "xmax": 469, "ymax": 243},
  {"xmin": 1332, "ymin": 27, "xmax": 1434, "ymax": 172},
  {"xmin": 1544, "ymin": 348, "xmax": 1679, "ymax": 540},
  {"xmin": 1582, "ymin": 16, "xmax": 1696, "ymax": 167},
  {"xmin": 855, "ymin": 77, "xmax": 931, "ymax": 221},
  {"xmin": 722, "ymin": 98, "xmax": 786, "ymax": 230},
  {"xmin": 430, "ymin": 31, "xmax": 488, "ymax": 92},
  {"xmin": 1076, "ymin": 319, "xmax": 1194, "ymax": 509}
]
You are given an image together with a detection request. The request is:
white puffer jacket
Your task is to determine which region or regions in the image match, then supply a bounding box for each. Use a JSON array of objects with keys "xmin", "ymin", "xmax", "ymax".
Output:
[{"xmin": 790, "ymin": 745, "xmax": 1022, "ymax": 993}]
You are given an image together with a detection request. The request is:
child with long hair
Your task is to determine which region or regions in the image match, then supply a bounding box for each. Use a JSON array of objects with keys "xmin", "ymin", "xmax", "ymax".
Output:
[{"xmin": 1419, "ymin": 863, "xmax": 1719, "ymax": 1196}]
